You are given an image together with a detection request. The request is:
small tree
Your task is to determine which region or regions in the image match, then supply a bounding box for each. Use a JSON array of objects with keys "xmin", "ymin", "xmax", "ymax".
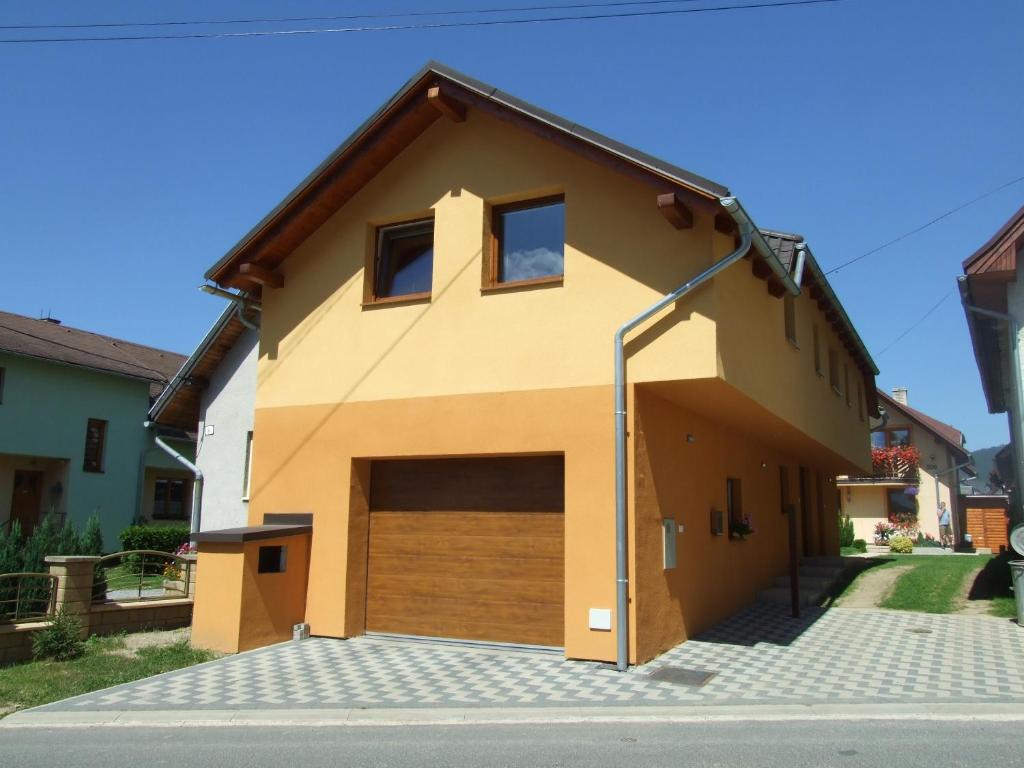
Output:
[
  {"xmin": 838, "ymin": 513, "xmax": 855, "ymax": 548},
  {"xmin": 81, "ymin": 514, "xmax": 104, "ymax": 556},
  {"xmin": 56, "ymin": 519, "xmax": 82, "ymax": 557}
]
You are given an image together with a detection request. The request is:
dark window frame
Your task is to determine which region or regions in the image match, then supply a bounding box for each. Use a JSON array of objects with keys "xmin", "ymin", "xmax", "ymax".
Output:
[
  {"xmin": 83, "ymin": 418, "xmax": 107, "ymax": 473},
  {"xmin": 872, "ymin": 426, "xmax": 912, "ymax": 448},
  {"xmin": 364, "ymin": 216, "xmax": 435, "ymax": 305},
  {"xmin": 813, "ymin": 325, "xmax": 822, "ymax": 376},
  {"xmin": 828, "ymin": 348, "xmax": 840, "ymax": 395},
  {"xmin": 153, "ymin": 477, "xmax": 189, "ymax": 521},
  {"xmin": 783, "ymin": 294, "xmax": 797, "ymax": 347},
  {"xmin": 726, "ymin": 477, "xmax": 744, "ymax": 534},
  {"xmin": 0, "ymin": 366, "xmax": 5, "ymax": 404},
  {"xmin": 485, "ymin": 195, "xmax": 565, "ymax": 290}
]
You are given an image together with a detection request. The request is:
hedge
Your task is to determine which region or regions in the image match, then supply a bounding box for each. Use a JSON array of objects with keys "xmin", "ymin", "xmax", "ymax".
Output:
[{"xmin": 118, "ymin": 525, "xmax": 190, "ymax": 554}]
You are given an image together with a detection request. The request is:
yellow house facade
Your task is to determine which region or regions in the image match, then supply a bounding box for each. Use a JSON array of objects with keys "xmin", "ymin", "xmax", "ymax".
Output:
[
  {"xmin": 839, "ymin": 390, "xmax": 970, "ymax": 546},
  {"xmin": 191, "ymin": 63, "xmax": 878, "ymax": 666}
]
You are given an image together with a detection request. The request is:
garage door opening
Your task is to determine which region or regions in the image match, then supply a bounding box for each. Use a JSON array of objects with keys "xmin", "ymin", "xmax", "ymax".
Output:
[{"xmin": 365, "ymin": 455, "xmax": 565, "ymax": 647}]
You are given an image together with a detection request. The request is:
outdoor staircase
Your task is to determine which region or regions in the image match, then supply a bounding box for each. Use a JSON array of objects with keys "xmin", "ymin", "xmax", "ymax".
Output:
[{"xmin": 757, "ymin": 556, "xmax": 848, "ymax": 608}]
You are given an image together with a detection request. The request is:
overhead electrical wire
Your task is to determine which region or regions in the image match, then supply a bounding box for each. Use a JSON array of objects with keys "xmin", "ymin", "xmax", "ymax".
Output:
[
  {"xmin": 0, "ymin": 0, "xmax": 842, "ymax": 44},
  {"xmin": 874, "ymin": 291, "xmax": 954, "ymax": 356},
  {"xmin": 0, "ymin": 0, "xmax": 718, "ymax": 31},
  {"xmin": 824, "ymin": 173, "xmax": 1024, "ymax": 277}
]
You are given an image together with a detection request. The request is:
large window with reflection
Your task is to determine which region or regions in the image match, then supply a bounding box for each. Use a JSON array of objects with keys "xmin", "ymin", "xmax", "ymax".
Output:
[{"xmin": 487, "ymin": 196, "xmax": 565, "ymax": 287}]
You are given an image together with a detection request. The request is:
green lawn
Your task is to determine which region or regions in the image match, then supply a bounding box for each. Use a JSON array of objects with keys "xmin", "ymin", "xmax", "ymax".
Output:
[
  {"xmin": 100, "ymin": 564, "xmax": 166, "ymax": 592},
  {"xmin": 880, "ymin": 555, "xmax": 990, "ymax": 614},
  {"xmin": 0, "ymin": 634, "xmax": 213, "ymax": 717}
]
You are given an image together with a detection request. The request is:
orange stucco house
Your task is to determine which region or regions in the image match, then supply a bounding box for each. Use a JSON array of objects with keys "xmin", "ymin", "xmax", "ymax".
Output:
[{"xmin": 190, "ymin": 62, "xmax": 878, "ymax": 667}]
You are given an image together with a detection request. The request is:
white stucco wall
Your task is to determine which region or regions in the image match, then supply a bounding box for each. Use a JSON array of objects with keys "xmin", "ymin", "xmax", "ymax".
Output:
[{"xmin": 195, "ymin": 327, "xmax": 258, "ymax": 531}]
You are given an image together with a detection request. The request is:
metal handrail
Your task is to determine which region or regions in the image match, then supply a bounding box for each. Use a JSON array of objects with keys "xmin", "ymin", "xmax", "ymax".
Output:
[
  {"xmin": 92, "ymin": 550, "xmax": 192, "ymax": 604},
  {"xmin": 0, "ymin": 572, "xmax": 58, "ymax": 623}
]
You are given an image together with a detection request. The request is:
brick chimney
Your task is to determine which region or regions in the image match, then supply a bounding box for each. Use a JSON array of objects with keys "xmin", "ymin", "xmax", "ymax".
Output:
[{"xmin": 891, "ymin": 387, "xmax": 908, "ymax": 405}]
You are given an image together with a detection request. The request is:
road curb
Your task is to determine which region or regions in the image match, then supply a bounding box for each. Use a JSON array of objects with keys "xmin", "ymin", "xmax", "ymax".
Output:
[{"xmin": 4, "ymin": 702, "xmax": 1024, "ymax": 728}]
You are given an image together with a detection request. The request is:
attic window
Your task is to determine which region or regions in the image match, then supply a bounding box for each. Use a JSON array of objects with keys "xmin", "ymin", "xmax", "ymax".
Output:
[
  {"xmin": 486, "ymin": 196, "xmax": 565, "ymax": 288},
  {"xmin": 369, "ymin": 218, "xmax": 434, "ymax": 302}
]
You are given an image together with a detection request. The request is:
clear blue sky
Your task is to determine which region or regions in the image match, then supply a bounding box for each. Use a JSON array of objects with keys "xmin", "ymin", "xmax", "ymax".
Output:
[{"xmin": 2, "ymin": 0, "xmax": 1021, "ymax": 449}]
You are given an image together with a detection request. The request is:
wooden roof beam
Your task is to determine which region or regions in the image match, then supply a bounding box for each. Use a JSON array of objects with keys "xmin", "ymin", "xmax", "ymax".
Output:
[
  {"xmin": 239, "ymin": 262, "xmax": 284, "ymax": 289},
  {"xmin": 656, "ymin": 192, "xmax": 694, "ymax": 230},
  {"xmin": 427, "ymin": 85, "xmax": 466, "ymax": 122}
]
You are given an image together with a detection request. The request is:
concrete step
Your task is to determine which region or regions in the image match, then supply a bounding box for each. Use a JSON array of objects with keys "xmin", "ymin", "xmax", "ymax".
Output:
[
  {"xmin": 757, "ymin": 586, "xmax": 823, "ymax": 607},
  {"xmin": 774, "ymin": 575, "xmax": 834, "ymax": 591},
  {"xmin": 802, "ymin": 561, "xmax": 843, "ymax": 573},
  {"xmin": 798, "ymin": 565, "xmax": 845, "ymax": 578}
]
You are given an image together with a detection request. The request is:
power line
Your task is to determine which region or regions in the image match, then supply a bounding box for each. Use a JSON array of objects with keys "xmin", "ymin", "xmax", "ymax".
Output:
[
  {"xmin": 0, "ymin": 0, "xmax": 713, "ymax": 31},
  {"xmin": 825, "ymin": 173, "xmax": 1024, "ymax": 277},
  {"xmin": 875, "ymin": 291, "xmax": 953, "ymax": 357},
  {"xmin": 0, "ymin": 0, "xmax": 842, "ymax": 44}
]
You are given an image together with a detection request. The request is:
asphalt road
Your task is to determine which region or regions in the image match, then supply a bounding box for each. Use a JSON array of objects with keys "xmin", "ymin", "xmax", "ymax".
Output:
[{"xmin": 1, "ymin": 720, "xmax": 1019, "ymax": 767}]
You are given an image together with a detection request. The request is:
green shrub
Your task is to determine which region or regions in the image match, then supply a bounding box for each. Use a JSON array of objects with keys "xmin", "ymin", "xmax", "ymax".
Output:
[
  {"xmin": 32, "ymin": 608, "xmax": 85, "ymax": 661},
  {"xmin": 853, "ymin": 538, "xmax": 868, "ymax": 553},
  {"xmin": 81, "ymin": 514, "xmax": 104, "ymax": 556},
  {"xmin": 839, "ymin": 513, "xmax": 855, "ymax": 548},
  {"xmin": 118, "ymin": 525, "xmax": 190, "ymax": 554},
  {"xmin": 889, "ymin": 535, "xmax": 914, "ymax": 554}
]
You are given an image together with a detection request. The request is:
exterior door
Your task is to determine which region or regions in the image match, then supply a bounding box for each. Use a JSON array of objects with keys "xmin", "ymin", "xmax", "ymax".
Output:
[
  {"xmin": 11, "ymin": 470, "xmax": 44, "ymax": 536},
  {"xmin": 365, "ymin": 455, "xmax": 565, "ymax": 647}
]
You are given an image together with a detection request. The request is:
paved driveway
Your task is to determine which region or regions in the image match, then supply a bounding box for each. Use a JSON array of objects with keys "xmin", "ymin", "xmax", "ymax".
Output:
[{"xmin": 31, "ymin": 605, "xmax": 1024, "ymax": 712}]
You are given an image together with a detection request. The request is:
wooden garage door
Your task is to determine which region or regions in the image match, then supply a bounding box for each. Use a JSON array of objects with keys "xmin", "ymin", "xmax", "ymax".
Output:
[{"xmin": 366, "ymin": 456, "xmax": 564, "ymax": 647}]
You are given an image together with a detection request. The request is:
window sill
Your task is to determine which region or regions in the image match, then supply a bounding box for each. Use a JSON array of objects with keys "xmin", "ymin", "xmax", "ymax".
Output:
[
  {"xmin": 786, "ymin": 338, "xmax": 799, "ymax": 351},
  {"xmin": 481, "ymin": 275, "xmax": 563, "ymax": 294},
  {"xmin": 361, "ymin": 291, "xmax": 432, "ymax": 309},
  {"xmin": 83, "ymin": 469, "xmax": 104, "ymax": 475},
  {"xmin": 831, "ymin": 385, "xmax": 842, "ymax": 397},
  {"xmin": 815, "ymin": 370, "xmax": 824, "ymax": 378}
]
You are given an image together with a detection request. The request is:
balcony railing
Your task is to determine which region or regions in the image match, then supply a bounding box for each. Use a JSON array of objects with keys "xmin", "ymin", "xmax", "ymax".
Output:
[{"xmin": 871, "ymin": 446, "xmax": 921, "ymax": 481}]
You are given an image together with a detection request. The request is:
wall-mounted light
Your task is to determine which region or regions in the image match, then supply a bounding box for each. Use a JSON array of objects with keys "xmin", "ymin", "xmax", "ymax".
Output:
[
  {"xmin": 686, "ymin": 434, "xmax": 696, "ymax": 444},
  {"xmin": 760, "ymin": 461, "xmax": 768, "ymax": 469}
]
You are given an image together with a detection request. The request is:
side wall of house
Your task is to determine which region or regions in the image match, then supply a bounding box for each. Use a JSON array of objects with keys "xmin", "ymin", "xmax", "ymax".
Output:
[
  {"xmin": 197, "ymin": 328, "xmax": 258, "ymax": 531},
  {"xmin": 632, "ymin": 387, "xmax": 840, "ymax": 662},
  {"xmin": 0, "ymin": 352, "xmax": 151, "ymax": 546}
]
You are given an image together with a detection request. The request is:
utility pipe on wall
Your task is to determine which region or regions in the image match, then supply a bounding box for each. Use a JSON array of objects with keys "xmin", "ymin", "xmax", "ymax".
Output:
[
  {"xmin": 145, "ymin": 422, "xmax": 204, "ymax": 540},
  {"xmin": 613, "ymin": 195, "xmax": 795, "ymax": 671}
]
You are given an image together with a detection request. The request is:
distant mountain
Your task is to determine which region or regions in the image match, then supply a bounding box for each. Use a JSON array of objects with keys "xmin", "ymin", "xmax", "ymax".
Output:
[{"xmin": 965, "ymin": 444, "xmax": 1009, "ymax": 494}]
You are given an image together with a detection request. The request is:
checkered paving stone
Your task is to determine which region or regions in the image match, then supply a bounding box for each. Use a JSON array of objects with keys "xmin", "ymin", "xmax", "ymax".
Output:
[{"xmin": 39, "ymin": 605, "xmax": 1024, "ymax": 711}]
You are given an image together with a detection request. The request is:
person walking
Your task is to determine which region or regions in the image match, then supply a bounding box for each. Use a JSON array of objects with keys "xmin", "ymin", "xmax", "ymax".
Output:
[{"xmin": 937, "ymin": 501, "xmax": 952, "ymax": 549}]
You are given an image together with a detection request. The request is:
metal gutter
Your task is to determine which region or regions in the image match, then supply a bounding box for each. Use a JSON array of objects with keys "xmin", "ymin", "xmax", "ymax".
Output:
[{"xmin": 612, "ymin": 197, "xmax": 755, "ymax": 671}]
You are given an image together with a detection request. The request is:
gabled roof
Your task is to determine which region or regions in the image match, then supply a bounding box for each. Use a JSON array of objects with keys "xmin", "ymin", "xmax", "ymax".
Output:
[
  {"xmin": 201, "ymin": 61, "xmax": 878, "ymax": 396},
  {"xmin": 963, "ymin": 204, "xmax": 1024, "ymax": 278},
  {"xmin": 877, "ymin": 390, "xmax": 969, "ymax": 462},
  {"xmin": 149, "ymin": 304, "xmax": 255, "ymax": 431},
  {"xmin": 959, "ymin": 204, "xmax": 1024, "ymax": 413},
  {"xmin": 0, "ymin": 310, "xmax": 184, "ymax": 398},
  {"xmin": 205, "ymin": 61, "xmax": 728, "ymax": 289}
]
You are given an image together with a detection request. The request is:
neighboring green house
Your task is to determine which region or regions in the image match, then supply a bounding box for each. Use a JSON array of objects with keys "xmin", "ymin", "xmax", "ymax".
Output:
[{"xmin": 0, "ymin": 310, "xmax": 194, "ymax": 547}]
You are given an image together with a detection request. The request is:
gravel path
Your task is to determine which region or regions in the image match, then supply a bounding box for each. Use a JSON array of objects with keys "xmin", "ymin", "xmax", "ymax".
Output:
[{"xmin": 835, "ymin": 565, "xmax": 912, "ymax": 609}]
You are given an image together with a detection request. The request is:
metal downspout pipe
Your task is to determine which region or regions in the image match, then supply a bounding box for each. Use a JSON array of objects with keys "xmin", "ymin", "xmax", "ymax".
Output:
[
  {"xmin": 613, "ymin": 196, "xmax": 769, "ymax": 671},
  {"xmin": 145, "ymin": 422, "xmax": 204, "ymax": 540}
]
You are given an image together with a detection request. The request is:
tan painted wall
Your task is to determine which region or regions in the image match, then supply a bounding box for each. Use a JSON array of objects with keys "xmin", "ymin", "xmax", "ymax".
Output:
[
  {"xmin": 842, "ymin": 485, "xmax": 888, "ymax": 543},
  {"xmin": 632, "ymin": 386, "xmax": 841, "ymax": 661},
  {"xmin": 257, "ymin": 110, "xmax": 719, "ymax": 414},
  {"xmin": 249, "ymin": 386, "xmax": 620, "ymax": 662},
  {"xmin": 713, "ymin": 250, "xmax": 870, "ymax": 471},
  {"xmin": 190, "ymin": 542, "xmax": 245, "ymax": 653}
]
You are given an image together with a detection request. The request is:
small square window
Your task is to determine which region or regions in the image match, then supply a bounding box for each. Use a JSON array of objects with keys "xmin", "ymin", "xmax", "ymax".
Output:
[
  {"xmin": 258, "ymin": 545, "xmax": 287, "ymax": 574},
  {"xmin": 370, "ymin": 218, "xmax": 434, "ymax": 301},
  {"xmin": 488, "ymin": 196, "xmax": 565, "ymax": 287},
  {"xmin": 153, "ymin": 478, "xmax": 189, "ymax": 520},
  {"xmin": 784, "ymin": 295, "xmax": 797, "ymax": 346},
  {"xmin": 83, "ymin": 418, "xmax": 107, "ymax": 473}
]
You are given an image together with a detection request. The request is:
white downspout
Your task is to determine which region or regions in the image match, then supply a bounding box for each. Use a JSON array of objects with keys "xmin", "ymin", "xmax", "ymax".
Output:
[{"xmin": 145, "ymin": 421, "xmax": 204, "ymax": 540}]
